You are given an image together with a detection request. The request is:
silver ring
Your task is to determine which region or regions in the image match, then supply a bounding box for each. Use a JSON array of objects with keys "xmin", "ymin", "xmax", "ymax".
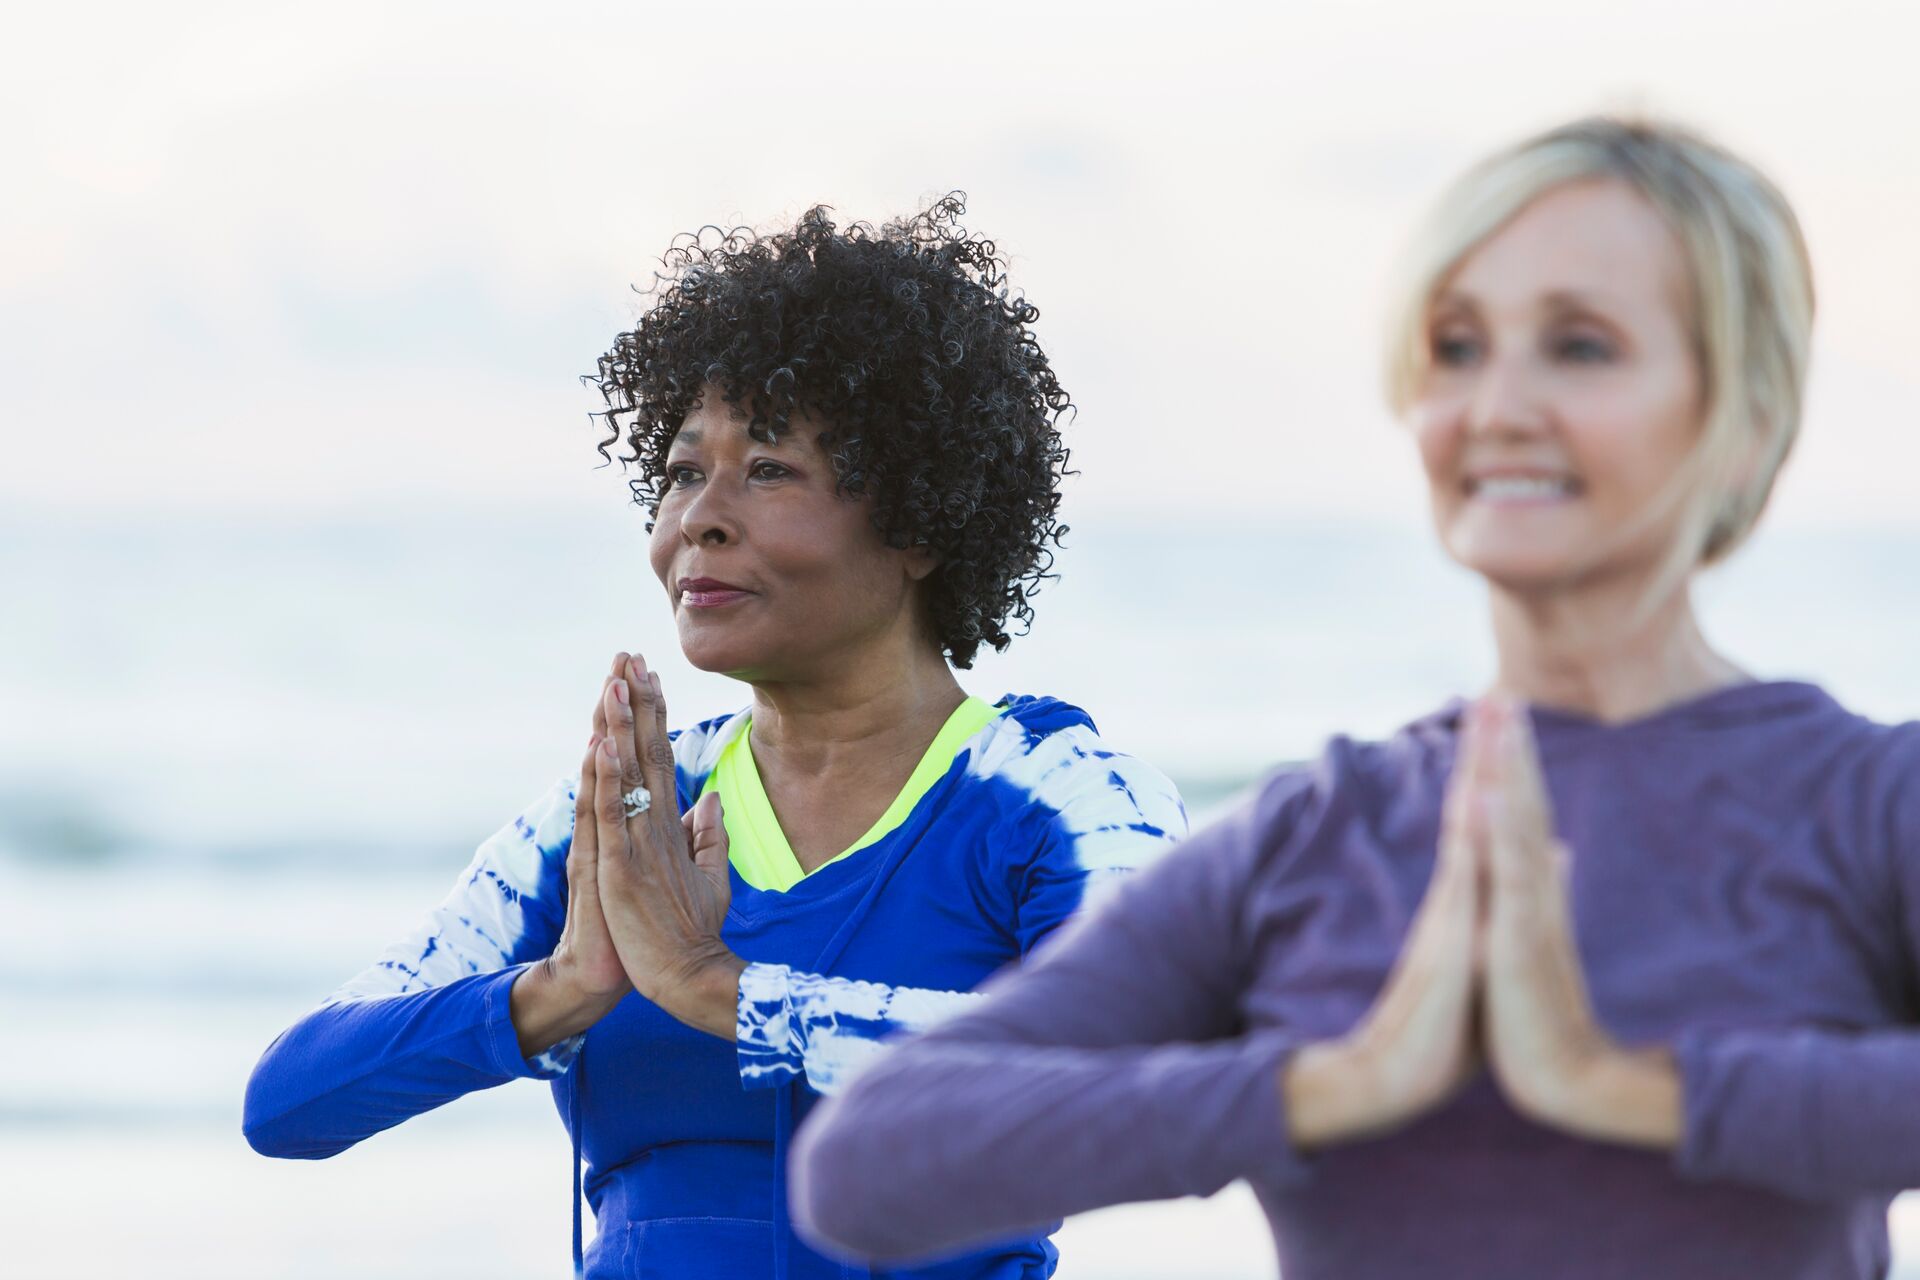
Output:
[{"xmin": 621, "ymin": 785, "xmax": 652, "ymax": 818}]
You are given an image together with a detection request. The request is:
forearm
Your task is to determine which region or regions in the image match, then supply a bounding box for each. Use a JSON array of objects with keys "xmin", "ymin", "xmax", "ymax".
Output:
[
  {"xmin": 1676, "ymin": 1024, "xmax": 1920, "ymax": 1199},
  {"xmin": 1282, "ymin": 1038, "xmax": 1396, "ymax": 1151},
  {"xmin": 244, "ymin": 966, "xmax": 562, "ymax": 1159},
  {"xmin": 1552, "ymin": 1044, "xmax": 1683, "ymax": 1149},
  {"xmin": 736, "ymin": 962, "xmax": 985, "ymax": 1094},
  {"xmin": 507, "ymin": 959, "xmax": 629, "ymax": 1057},
  {"xmin": 666, "ymin": 952, "xmax": 749, "ymax": 1041},
  {"xmin": 791, "ymin": 785, "xmax": 1290, "ymax": 1259},
  {"xmin": 792, "ymin": 1030, "xmax": 1308, "ymax": 1264}
]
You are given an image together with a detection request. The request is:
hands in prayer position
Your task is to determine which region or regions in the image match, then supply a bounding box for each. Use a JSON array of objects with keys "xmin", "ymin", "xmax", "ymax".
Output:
[
  {"xmin": 1283, "ymin": 696, "xmax": 1683, "ymax": 1153},
  {"xmin": 588, "ymin": 651, "xmax": 745, "ymax": 1037},
  {"xmin": 511, "ymin": 653, "xmax": 746, "ymax": 1055}
]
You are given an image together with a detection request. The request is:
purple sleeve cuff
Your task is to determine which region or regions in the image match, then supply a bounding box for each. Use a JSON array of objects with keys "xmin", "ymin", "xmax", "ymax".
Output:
[
  {"xmin": 1673, "ymin": 1022, "xmax": 1920, "ymax": 1200},
  {"xmin": 1674, "ymin": 1024, "xmax": 1813, "ymax": 1195}
]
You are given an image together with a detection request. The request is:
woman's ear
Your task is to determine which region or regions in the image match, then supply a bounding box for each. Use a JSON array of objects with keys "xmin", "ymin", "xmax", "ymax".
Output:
[
  {"xmin": 1700, "ymin": 424, "xmax": 1774, "ymax": 562},
  {"xmin": 904, "ymin": 543, "xmax": 941, "ymax": 583},
  {"xmin": 1727, "ymin": 423, "xmax": 1766, "ymax": 494}
]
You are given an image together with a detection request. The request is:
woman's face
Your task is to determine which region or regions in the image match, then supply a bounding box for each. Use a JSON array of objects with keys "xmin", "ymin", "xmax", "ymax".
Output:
[
  {"xmin": 648, "ymin": 392, "xmax": 933, "ymax": 681},
  {"xmin": 1408, "ymin": 178, "xmax": 1706, "ymax": 594}
]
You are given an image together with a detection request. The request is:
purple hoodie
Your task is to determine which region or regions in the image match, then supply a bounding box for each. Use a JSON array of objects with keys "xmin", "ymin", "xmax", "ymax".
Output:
[{"xmin": 792, "ymin": 682, "xmax": 1920, "ymax": 1280}]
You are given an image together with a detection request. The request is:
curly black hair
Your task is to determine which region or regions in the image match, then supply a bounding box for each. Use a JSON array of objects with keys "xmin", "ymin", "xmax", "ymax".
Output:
[{"xmin": 589, "ymin": 193, "xmax": 1073, "ymax": 669}]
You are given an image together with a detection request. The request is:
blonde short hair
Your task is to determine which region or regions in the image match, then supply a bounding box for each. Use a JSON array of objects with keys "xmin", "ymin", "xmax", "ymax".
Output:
[{"xmin": 1384, "ymin": 117, "xmax": 1815, "ymax": 570}]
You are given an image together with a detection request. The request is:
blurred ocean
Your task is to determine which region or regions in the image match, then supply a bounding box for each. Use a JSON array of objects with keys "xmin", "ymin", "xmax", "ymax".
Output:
[{"xmin": 5, "ymin": 509, "xmax": 1919, "ymax": 1277}]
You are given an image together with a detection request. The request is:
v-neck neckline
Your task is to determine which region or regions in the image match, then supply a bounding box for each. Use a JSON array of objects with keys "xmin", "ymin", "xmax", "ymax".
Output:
[{"xmin": 708, "ymin": 696, "xmax": 1003, "ymax": 893}]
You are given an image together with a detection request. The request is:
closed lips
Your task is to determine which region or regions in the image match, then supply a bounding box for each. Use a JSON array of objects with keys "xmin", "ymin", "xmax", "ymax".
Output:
[{"xmin": 679, "ymin": 577, "xmax": 753, "ymax": 605}]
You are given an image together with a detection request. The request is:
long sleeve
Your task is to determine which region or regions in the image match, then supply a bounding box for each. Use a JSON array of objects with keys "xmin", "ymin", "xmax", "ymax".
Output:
[
  {"xmin": 735, "ymin": 737, "xmax": 1189, "ymax": 1097},
  {"xmin": 1674, "ymin": 1025, "xmax": 1920, "ymax": 1199},
  {"xmin": 243, "ymin": 779, "xmax": 578, "ymax": 1158},
  {"xmin": 736, "ymin": 963, "xmax": 986, "ymax": 1094},
  {"xmin": 1674, "ymin": 724, "xmax": 1920, "ymax": 1200},
  {"xmin": 789, "ymin": 772, "xmax": 1318, "ymax": 1264}
]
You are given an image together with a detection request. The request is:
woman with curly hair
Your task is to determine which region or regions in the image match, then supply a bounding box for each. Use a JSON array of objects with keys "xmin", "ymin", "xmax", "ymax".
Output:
[
  {"xmin": 794, "ymin": 125, "xmax": 1920, "ymax": 1278},
  {"xmin": 242, "ymin": 195, "xmax": 1185, "ymax": 1279}
]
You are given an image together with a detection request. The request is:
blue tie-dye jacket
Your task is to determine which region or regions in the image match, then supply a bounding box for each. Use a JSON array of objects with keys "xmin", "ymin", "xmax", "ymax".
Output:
[{"xmin": 243, "ymin": 694, "xmax": 1185, "ymax": 1279}]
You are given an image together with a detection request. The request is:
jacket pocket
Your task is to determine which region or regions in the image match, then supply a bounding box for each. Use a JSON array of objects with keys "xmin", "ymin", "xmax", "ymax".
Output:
[{"xmin": 614, "ymin": 1216, "xmax": 775, "ymax": 1280}]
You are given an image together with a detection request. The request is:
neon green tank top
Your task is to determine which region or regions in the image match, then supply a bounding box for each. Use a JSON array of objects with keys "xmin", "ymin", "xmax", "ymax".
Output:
[{"xmin": 701, "ymin": 695, "xmax": 1001, "ymax": 893}]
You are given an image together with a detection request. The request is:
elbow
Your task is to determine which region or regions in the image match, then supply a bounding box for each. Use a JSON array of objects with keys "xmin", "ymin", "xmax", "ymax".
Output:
[
  {"xmin": 242, "ymin": 1037, "xmax": 346, "ymax": 1161},
  {"xmin": 241, "ymin": 1095, "xmax": 304, "ymax": 1159},
  {"xmin": 242, "ymin": 1041, "xmax": 291, "ymax": 1156},
  {"xmin": 242, "ymin": 1066, "xmax": 307, "ymax": 1159},
  {"xmin": 243, "ymin": 1122, "xmax": 348, "ymax": 1161},
  {"xmin": 241, "ymin": 1110, "xmax": 301, "ymax": 1159},
  {"xmin": 242, "ymin": 1089, "xmax": 349, "ymax": 1160}
]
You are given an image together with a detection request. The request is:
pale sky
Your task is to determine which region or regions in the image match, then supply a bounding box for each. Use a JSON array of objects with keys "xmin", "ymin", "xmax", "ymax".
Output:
[
  {"xmin": 9, "ymin": 17, "xmax": 1920, "ymax": 1274},
  {"xmin": 6, "ymin": 0, "xmax": 1918, "ymax": 527}
]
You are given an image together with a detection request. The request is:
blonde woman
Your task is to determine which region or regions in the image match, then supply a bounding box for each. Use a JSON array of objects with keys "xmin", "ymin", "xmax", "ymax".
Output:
[{"xmin": 789, "ymin": 119, "xmax": 1920, "ymax": 1279}]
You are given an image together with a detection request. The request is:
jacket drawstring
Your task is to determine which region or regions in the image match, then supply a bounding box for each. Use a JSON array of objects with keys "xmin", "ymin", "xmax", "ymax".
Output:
[
  {"xmin": 571, "ymin": 1036, "xmax": 585, "ymax": 1279},
  {"xmin": 774, "ymin": 1079, "xmax": 860, "ymax": 1280},
  {"xmin": 773, "ymin": 798, "xmax": 949, "ymax": 1280},
  {"xmin": 773, "ymin": 1082, "xmax": 794, "ymax": 1280}
]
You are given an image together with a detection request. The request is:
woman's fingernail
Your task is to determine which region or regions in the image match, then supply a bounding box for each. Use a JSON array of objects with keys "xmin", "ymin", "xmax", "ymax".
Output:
[
  {"xmin": 614, "ymin": 680, "xmax": 629, "ymax": 705},
  {"xmin": 601, "ymin": 738, "xmax": 619, "ymax": 760}
]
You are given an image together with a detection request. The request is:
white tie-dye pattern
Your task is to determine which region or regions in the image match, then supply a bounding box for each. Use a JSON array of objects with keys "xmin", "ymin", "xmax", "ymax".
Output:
[
  {"xmin": 325, "ymin": 777, "xmax": 585, "ymax": 1076},
  {"xmin": 313, "ymin": 718, "xmax": 748, "ymax": 1073},
  {"xmin": 737, "ymin": 962, "xmax": 986, "ymax": 1094},
  {"xmin": 968, "ymin": 717, "xmax": 1187, "ymax": 907},
  {"xmin": 734, "ymin": 710, "xmax": 1187, "ymax": 1093},
  {"xmin": 308, "ymin": 704, "xmax": 1183, "ymax": 1094},
  {"xmin": 673, "ymin": 711, "xmax": 749, "ymax": 782}
]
